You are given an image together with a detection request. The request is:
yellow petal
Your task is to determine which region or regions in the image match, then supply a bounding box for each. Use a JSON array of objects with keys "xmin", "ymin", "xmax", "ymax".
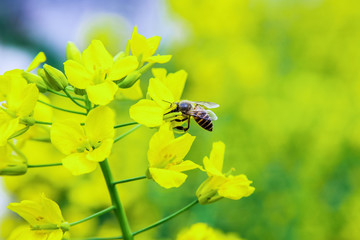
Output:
[
  {"xmin": 7, "ymin": 194, "xmax": 64, "ymax": 226},
  {"xmin": 130, "ymin": 26, "xmax": 148, "ymax": 57},
  {"xmin": 64, "ymin": 60, "xmax": 93, "ymax": 89},
  {"xmin": 16, "ymin": 83, "xmax": 39, "ymax": 117},
  {"xmin": 115, "ymin": 80, "xmax": 143, "ymax": 100},
  {"xmin": 147, "ymin": 55, "xmax": 172, "ymax": 64},
  {"xmin": 62, "ymin": 152, "xmax": 98, "ymax": 175},
  {"xmin": 129, "ymin": 99, "xmax": 163, "ymax": 127},
  {"xmin": 218, "ymin": 175, "xmax": 255, "ymax": 200},
  {"xmin": 106, "ymin": 56, "xmax": 138, "ymax": 81},
  {"xmin": 27, "ymin": 52, "xmax": 46, "ymax": 72},
  {"xmin": 50, "ymin": 120, "xmax": 86, "ymax": 155},
  {"xmin": 145, "ymin": 36, "xmax": 161, "ymax": 59},
  {"xmin": 148, "ymin": 78, "xmax": 174, "ymax": 108},
  {"xmin": 0, "ymin": 114, "xmax": 19, "ymax": 146},
  {"xmin": 152, "ymin": 68, "xmax": 167, "ymax": 80},
  {"xmin": 164, "ymin": 70, "xmax": 187, "ymax": 102},
  {"xmin": 168, "ymin": 160, "xmax": 201, "ymax": 172},
  {"xmin": 86, "ymin": 138, "xmax": 113, "ymax": 162},
  {"xmin": 161, "ymin": 133, "xmax": 196, "ymax": 164},
  {"xmin": 82, "ymin": 40, "xmax": 113, "ymax": 71},
  {"xmin": 86, "ymin": 81, "xmax": 118, "ymax": 105},
  {"xmin": 149, "ymin": 167, "xmax": 187, "ymax": 189},
  {"xmin": 148, "ymin": 123, "xmax": 174, "ymax": 166},
  {"xmin": 85, "ymin": 106, "xmax": 115, "ymax": 142},
  {"xmin": 204, "ymin": 141, "xmax": 225, "ymax": 175},
  {"xmin": 8, "ymin": 226, "xmax": 62, "ymax": 240}
]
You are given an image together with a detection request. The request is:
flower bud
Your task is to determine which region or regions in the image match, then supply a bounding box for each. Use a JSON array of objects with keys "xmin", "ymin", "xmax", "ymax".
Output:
[
  {"xmin": 0, "ymin": 162, "xmax": 27, "ymax": 176},
  {"xmin": 43, "ymin": 64, "xmax": 68, "ymax": 91},
  {"xmin": 66, "ymin": 41, "xmax": 81, "ymax": 62},
  {"xmin": 22, "ymin": 71, "xmax": 47, "ymax": 92},
  {"xmin": 74, "ymin": 88, "xmax": 86, "ymax": 95},
  {"xmin": 196, "ymin": 177, "xmax": 223, "ymax": 205},
  {"xmin": 117, "ymin": 71, "xmax": 141, "ymax": 88}
]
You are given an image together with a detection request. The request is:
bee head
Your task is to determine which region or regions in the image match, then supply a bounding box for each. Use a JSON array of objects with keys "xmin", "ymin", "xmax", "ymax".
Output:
[{"xmin": 178, "ymin": 101, "xmax": 192, "ymax": 113}]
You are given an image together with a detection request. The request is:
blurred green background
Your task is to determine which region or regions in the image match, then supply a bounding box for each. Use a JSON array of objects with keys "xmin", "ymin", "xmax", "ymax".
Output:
[{"xmin": 1, "ymin": 0, "xmax": 360, "ymax": 239}]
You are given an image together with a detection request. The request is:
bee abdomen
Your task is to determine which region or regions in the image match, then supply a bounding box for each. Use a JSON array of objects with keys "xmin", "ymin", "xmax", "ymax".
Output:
[{"xmin": 194, "ymin": 114, "xmax": 213, "ymax": 131}]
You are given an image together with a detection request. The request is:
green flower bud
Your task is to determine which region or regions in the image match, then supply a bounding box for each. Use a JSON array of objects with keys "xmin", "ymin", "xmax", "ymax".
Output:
[
  {"xmin": 66, "ymin": 41, "xmax": 81, "ymax": 62},
  {"xmin": 22, "ymin": 71, "xmax": 47, "ymax": 92},
  {"xmin": 117, "ymin": 71, "xmax": 141, "ymax": 88},
  {"xmin": 19, "ymin": 116, "xmax": 36, "ymax": 126},
  {"xmin": 74, "ymin": 87, "xmax": 86, "ymax": 95},
  {"xmin": 43, "ymin": 64, "xmax": 68, "ymax": 91},
  {"xmin": 196, "ymin": 177, "xmax": 223, "ymax": 205},
  {"xmin": 0, "ymin": 162, "xmax": 27, "ymax": 176}
]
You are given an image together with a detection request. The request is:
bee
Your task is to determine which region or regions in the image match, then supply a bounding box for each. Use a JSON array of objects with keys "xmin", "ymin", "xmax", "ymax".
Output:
[{"xmin": 165, "ymin": 100, "xmax": 219, "ymax": 132}]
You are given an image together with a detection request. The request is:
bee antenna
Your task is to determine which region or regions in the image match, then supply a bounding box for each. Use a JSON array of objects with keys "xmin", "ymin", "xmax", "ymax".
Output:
[{"xmin": 162, "ymin": 100, "xmax": 173, "ymax": 106}]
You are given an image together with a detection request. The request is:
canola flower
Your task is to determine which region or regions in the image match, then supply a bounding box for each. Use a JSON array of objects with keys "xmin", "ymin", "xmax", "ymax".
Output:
[
  {"xmin": 196, "ymin": 142, "xmax": 255, "ymax": 204},
  {"xmin": 7, "ymin": 194, "xmax": 68, "ymax": 240},
  {"xmin": 1, "ymin": 26, "xmax": 254, "ymax": 240}
]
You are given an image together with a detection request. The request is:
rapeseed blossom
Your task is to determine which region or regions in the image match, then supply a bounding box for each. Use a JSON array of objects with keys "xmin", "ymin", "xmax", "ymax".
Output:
[
  {"xmin": 51, "ymin": 106, "xmax": 114, "ymax": 175},
  {"xmin": 196, "ymin": 142, "xmax": 255, "ymax": 204},
  {"xmin": 7, "ymin": 194, "xmax": 68, "ymax": 240},
  {"xmin": 129, "ymin": 68, "xmax": 187, "ymax": 127},
  {"xmin": 64, "ymin": 40, "xmax": 138, "ymax": 105},
  {"xmin": 0, "ymin": 70, "xmax": 39, "ymax": 146},
  {"xmin": 147, "ymin": 123, "xmax": 199, "ymax": 188}
]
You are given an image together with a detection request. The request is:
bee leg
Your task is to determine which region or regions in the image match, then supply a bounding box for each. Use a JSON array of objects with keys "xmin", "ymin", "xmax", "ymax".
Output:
[{"xmin": 174, "ymin": 117, "xmax": 190, "ymax": 132}]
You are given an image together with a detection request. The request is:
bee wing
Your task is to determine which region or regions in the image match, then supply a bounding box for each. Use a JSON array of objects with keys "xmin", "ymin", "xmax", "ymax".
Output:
[
  {"xmin": 193, "ymin": 101, "xmax": 219, "ymax": 109},
  {"xmin": 206, "ymin": 110, "xmax": 218, "ymax": 120}
]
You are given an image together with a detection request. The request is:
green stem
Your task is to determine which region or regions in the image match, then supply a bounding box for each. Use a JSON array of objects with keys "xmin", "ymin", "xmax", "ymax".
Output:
[
  {"xmin": 139, "ymin": 63, "xmax": 155, "ymax": 74},
  {"xmin": 34, "ymin": 120, "xmax": 52, "ymax": 125},
  {"xmin": 27, "ymin": 162, "xmax": 62, "ymax": 168},
  {"xmin": 100, "ymin": 159, "xmax": 133, "ymax": 240},
  {"xmin": 70, "ymin": 206, "xmax": 115, "ymax": 227},
  {"xmin": 133, "ymin": 199, "xmax": 199, "ymax": 236},
  {"xmin": 48, "ymin": 88, "xmax": 85, "ymax": 101},
  {"xmin": 112, "ymin": 176, "xmax": 146, "ymax": 185},
  {"xmin": 114, "ymin": 125, "xmax": 141, "ymax": 144},
  {"xmin": 38, "ymin": 100, "xmax": 87, "ymax": 115},
  {"xmin": 8, "ymin": 141, "xmax": 28, "ymax": 162},
  {"xmin": 114, "ymin": 122, "xmax": 138, "ymax": 129},
  {"xmin": 72, "ymin": 237, "xmax": 122, "ymax": 240},
  {"xmin": 63, "ymin": 88, "xmax": 88, "ymax": 109}
]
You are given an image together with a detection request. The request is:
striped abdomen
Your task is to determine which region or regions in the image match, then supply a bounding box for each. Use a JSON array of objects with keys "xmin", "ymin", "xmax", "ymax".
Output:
[{"xmin": 193, "ymin": 111, "xmax": 213, "ymax": 131}]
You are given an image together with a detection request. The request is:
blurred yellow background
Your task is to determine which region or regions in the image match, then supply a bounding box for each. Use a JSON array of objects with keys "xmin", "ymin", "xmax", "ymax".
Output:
[{"xmin": 1, "ymin": 0, "xmax": 360, "ymax": 239}]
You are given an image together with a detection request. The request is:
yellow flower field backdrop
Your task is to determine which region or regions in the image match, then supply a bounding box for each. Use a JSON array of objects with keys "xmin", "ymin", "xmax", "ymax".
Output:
[{"xmin": 1, "ymin": 0, "xmax": 360, "ymax": 239}]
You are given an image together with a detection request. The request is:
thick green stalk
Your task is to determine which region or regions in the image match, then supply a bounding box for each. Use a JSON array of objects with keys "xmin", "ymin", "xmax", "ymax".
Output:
[{"xmin": 100, "ymin": 159, "xmax": 133, "ymax": 240}]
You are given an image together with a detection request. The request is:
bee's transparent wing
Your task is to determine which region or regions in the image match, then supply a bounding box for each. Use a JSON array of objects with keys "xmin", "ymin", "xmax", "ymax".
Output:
[
  {"xmin": 188, "ymin": 101, "xmax": 219, "ymax": 109},
  {"xmin": 206, "ymin": 110, "xmax": 218, "ymax": 121}
]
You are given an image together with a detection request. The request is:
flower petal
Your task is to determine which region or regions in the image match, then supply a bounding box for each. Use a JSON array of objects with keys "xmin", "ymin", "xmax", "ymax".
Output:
[
  {"xmin": 86, "ymin": 81, "xmax": 118, "ymax": 105},
  {"xmin": 129, "ymin": 99, "xmax": 163, "ymax": 127},
  {"xmin": 164, "ymin": 70, "xmax": 187, "ymax": 102},
  {"xmin": 147, "ymin": 55, "xmax": 172, "ymax": 64},
  {"xmin": 27, "ymin": 52, "xmax": 46, "ymax": 72},
  {"xmin": 149, "ymin": 167, "xmax": 187, "ymax": 189},
  {"xmin": 106, "ymin": 56, "xmax": 138, "ymax": 81},
  {"xmin": 148, "ymin": 123, "xmax": 174, "ymax": 166},
  {"xmin": 168, "ymin": 160, "xmax": 201, "ymax": 172},
  {"xmin": 130, "ymin": 26, "xmax": 149, "ymax": 58},
  {"xmin": 161, "ymin": 133, "xmax": 196, "ymax": 164},
  {"xmin": 115, "ymin": 80, "xmax": 143, "ymax": 100},
  {"xmin": 86, "ymin": 138, "xmax": 113, "ymax": 162},
  {"xmin": 148, "ymin": 78, "xmax": 174, "ymax": 108},
  {"xmin": 85, "ymin": 106, "xmax": 115, "ymax": 143},
  {"xmin": 16, "ymin": 83, "xmax": 39, "ymax": 117},
  {"xmin": 218, "ymin": 175, "xmax": 255, "ymax": 200},
  {"xmin": 204, "ymin": 141, "xmax": 225, "ymax": 175},
  {"xmin": 0, "ymin": 114, "xmax": 19, "ymax": 146},
  {"xmin": 82, "ymin": 40, "xmax": 113, "ymax": 71},
  {"xmin": 62, "ymin": 152, "xmax": 97, "ymax": 175},
  {"xmin": 50, "ymin": 120, "xmax": 85, "ymax": 155},
  {"xmin": 64, "ymin": 60, "xmax": 93, "ymax": 89},
  {"xmin": 151, "ymin": 68, "xmax": 167, "ymax": 80}
]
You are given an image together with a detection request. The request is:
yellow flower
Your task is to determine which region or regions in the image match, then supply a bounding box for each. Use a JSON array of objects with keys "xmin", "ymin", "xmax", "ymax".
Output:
[
  {"xmin": 129, "ymin": 68, "xmax": 187, "ymax": 127},
  {"xmin": 196, "ymin": 142, "xmax": 255, "ymax": 204},
  {"xmin": 147, "ymin": 123, "xmax": 199, "ymax": 189},
  {"xmin": 0, "ymin": 70, "xmax": 39, "ymax": 146},
  {"xmin": 64, "ymin": 40, "xmax": 139, "ymax": 105},
  {"xmin": 7, "ymin": 193, "xmax": 68, "ymax": 240},
  {"xmin": 176, "ymin": 223, "xmax": 243, "ymax": 240},
  {"xmin": 50, "ymin": 106, "xmax": 115, "ymax": 175},
  {"xmin": 129, "ymin": 26, "xmax": 172, "ymax": 66}
]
